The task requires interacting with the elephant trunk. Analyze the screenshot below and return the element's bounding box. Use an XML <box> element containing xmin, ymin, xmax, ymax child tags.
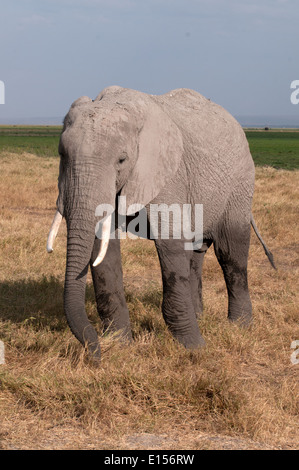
<box><xmin>63</xmin><ymin>177</ymin><xmax>115</xmax><ymax>363</ymax></box>
<box><xmin>64</xmin><ymin>213</ymin><xmax>101</xmax><ymax>362</ymax></box>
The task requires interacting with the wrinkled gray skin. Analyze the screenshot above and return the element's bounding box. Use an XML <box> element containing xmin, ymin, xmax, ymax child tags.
<box><xmin>55</xmin><ymin>86</ymin><xmax>271</xmax><ymax>363</ymax></box>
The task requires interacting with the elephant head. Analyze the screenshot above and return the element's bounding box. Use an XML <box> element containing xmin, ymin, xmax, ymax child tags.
<box><xmin>47</xmin><ymin>86</ymin><xmax>184</xmax><ymax>361</ymax></box>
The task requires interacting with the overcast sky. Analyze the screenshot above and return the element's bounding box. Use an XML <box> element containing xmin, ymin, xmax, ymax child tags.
<box><xmin>0</xmin><ymin>0</ymin><xmax>298</xmax><ymax>122</ymax></box>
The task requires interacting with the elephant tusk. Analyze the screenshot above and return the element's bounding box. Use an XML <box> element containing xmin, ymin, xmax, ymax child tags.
<box><xmin>47</xmin><ymin>210</ymin><xmax>63</xmax><ymax>253</ymax></box>
<box><xmin>93</xmin><ymin>214</ymin><xmax>112</xmax><ymax>267</ymax></box>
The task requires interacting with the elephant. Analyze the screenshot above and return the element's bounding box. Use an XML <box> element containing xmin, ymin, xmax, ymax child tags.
<box><xmin>47</xmin><ymin>86</ymin><xmax>275</xmax><ymax>363</ymax></box>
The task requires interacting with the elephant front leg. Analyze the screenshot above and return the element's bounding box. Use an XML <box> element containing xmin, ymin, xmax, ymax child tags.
<box><xmin>90</xmin><ymin>237</ymin><xmax>132</xmax><ymax>341</ymax></box>
<box><xmin>154</xmin><ymin>239</ymin><xmax>205</xmax><ymax>349</ymax></box>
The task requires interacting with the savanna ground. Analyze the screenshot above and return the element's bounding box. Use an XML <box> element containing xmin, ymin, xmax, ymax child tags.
<box><xmin>0</xmin><ymin>127</ymin><xmax>298</xmax><ymax>450</ymax></box>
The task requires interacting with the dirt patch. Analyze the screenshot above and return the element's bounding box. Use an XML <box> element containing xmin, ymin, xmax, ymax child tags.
<box><xmin>0</xmin><ymin>425</ymin><xmax>284</xmax><ymax>450</ymax></box>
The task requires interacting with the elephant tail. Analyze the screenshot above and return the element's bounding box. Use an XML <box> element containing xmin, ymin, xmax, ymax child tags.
<box><xmin>250</xmin><ymin>214</ymin><xmax>276</xmax><ymax>269</ymax></box>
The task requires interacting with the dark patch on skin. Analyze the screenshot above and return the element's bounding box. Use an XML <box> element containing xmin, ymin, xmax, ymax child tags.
<box><xmin>217</xmin><ymin>250</ymin><xmax>249</xmax><ymax>291</ymax></box>
<box><xmin>75</xmin><ymin>264</ymin><xmax>89</xmax><ymax>281</ymax></box>
<box><xmin>165</xmin><ymin>271</ymin><xmax>177</xmax><ymax>290</ymax></box>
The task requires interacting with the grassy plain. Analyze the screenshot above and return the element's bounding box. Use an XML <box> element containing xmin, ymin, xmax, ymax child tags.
<box><xmin>0</xmin><ymin>127</ymin><xmax>298</xmax><ymax>449</ymax></box>
<box><xmin>0</xmin><ymin>126</ymin><xmax>61</xmax><ymax>157</ymax></box>
<box><xmin>1</xmin><ymin>125</ymin><xmax>299</xmax><ymax>168</ymax></box>
<box><xmin>245</xmin><ymin>129</ymin><xmax>299</xmax><ymax>170</ymax></box>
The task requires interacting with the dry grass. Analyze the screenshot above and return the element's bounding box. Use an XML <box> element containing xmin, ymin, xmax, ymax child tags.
<box><xmin>0</xmin><ymin>152</ymin><xmax>298</xmax><ymax>450</ymax></box>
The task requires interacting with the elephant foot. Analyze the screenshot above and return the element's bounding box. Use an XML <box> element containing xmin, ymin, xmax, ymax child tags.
<box><xmin>228</xmin><ymin>296</ymin><xmax>252</xmax><ymax>327</ymax></box>
<box><xmin>172</xmin><ymin>328</ymin><xmax>206</xmax><ymax>349</ymax></box>
<box><xmin>102</xmin><ymin>322</ymin><xmax>133</xmax><ymax>343</ymax></box>
<box><xmin>228</xmin><ymin>312</ymin><xmax>253</xmax><ymax>328</ymax></box>
<box><xmin>195</xmin><ymin>305</ymin><xmax>203</xmax><ymax>320</ymax></box>
<box><xmin>84</xmin><ymin>342</ymin><xmax>102</xmax><ymax>365</ymax></box>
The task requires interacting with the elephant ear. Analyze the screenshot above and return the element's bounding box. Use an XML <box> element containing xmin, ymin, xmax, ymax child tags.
<box><xmin>120</xmin><ymin>103</ymin><xmax>184</xmax><ymax>215</ymax></box>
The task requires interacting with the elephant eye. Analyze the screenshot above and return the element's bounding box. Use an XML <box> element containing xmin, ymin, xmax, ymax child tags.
<box><xmin>118</xmin><ymin>154</ymin><xmax>127</xmax><ymax>164</ymax></box>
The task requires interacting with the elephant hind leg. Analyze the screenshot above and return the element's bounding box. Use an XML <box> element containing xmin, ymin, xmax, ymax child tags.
<box><xmin>190</xmin><ymin>241</ymin><xmax>212</xmax><ymax>318</ymax></box>
<box><xmin>213</xmin><ymin>209</ymin><xmax>252</xmax><ymax>326</ymax></box>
